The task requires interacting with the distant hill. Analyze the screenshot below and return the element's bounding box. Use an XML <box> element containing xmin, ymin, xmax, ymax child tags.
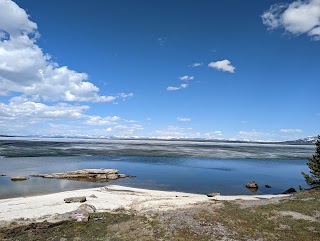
<box><xmin>282</xmin><ymin>136</ymin><xmax>318</xmax><ymax>145</ymax></box>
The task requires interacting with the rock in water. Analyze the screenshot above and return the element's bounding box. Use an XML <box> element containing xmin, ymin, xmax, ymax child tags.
<box><xmin>78</xmin><ymin>204</ymin><xmax>96</xmax><ymax>213</ymax></box>
<box><xmin>282</xmin><ymin>188</ymin><xmax>296</xmax><ymax>194</ymax></box>
<box><xmin>31</xmin><ymin>169</ymin><xmax>129</xmax><ymax>182</ymax></box>
<box><xmin>11</xmin><ymin>176</ymin><xmax>29</xmax><ymax>181</ymax></box>
<box><xmin>206</xmin><ymin>192</ymin><xmax>221</xmax><ymax>197</ymax></box>
<box><xmin>265</xmin><ymin>184</ymin><xmax>271</xmax><ymax>188</ymax></box>
<box><xmin>64</xmin><ymin>196</ymin><xmax>86</xmax><ymax>203</ymax></box>
<box><xmin>246</xmin><ymin>181</ymin><xmax>258</xmax><ymax>189</ymax></box>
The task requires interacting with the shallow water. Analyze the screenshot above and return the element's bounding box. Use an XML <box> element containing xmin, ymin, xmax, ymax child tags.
<box><xmin>0</xmin><ymin>138</ymin><xmax>315</xmax><ymax>198</ymax></box>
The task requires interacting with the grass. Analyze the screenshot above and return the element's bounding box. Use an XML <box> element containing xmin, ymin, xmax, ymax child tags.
<box><xmin>196</xmin><ymin>188</ymin><xmax>320</xmax><ymax>241</ymax></box>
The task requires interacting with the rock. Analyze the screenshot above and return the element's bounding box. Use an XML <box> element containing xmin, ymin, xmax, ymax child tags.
<box><xmin>282</xmin><ymin>188</ymin><xmax>296</xmax><ymax>194</ymax></box>
<box><xmin>32</xmin><ymin>169</ymin><xmax>128</xmax><ymax>182</ymax></box>
<box><xmin>89</xmin><ymin>194</ymin><xmax>98</xmax><ymax>198</ymax></box>
<box><xmin>96</xmin><ymin>174</ymin><xmax>107</xmax><ymax>179</ymax></box>
<box><xmin>265</xmin><ymin>184</ymin><xmax>271</xmax><ymax>188</ymax></box>
<box><xmin>246</xmin><ymin>181</ymin><xmax>258</xmax><ymax>189</ymax></box>
<box><xmin>77</xmin><ymin>204</ymin><xmax>96</xmax><ymax>213</ymax></box>
<box><xmin>206</xmin><ymin>192</ymin><xmax>221</xmax><ymax>197</ymax></box>
<box><xmin>0</xmin><ymin>174</ymin><xmax>6</xmax><ymax>176</ymax></box>
<box><xmin>11</xmin><ymin>176</ymin><xmax>29</xmax><ymax>181</ymax></box>
<box><xmin>64</xmin><ymin>196</ymin><xmax>86</xmax><ymax>203</ymax></box>
<box><xmin>107</xmin><ymin>174</ymin><xmax>119</xmax><ymax>180</ymax></box>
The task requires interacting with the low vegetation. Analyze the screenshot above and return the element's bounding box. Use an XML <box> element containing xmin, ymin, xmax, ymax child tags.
<box><xmin>0</xmin><ymin>188</ymin><xmax>319</xmax><ymax>241</ymax></box>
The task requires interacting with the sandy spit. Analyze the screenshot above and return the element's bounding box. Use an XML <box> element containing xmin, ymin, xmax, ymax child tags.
<box><xmin>0</xmin><ymin>185</ymin><xmax>290</xmax><ymax>222</ymax></box>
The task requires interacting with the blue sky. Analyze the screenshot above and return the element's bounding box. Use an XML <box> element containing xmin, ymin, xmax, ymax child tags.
<box><xmin>0</xmin><ymin>0</ymin><xmax>319</xmax><ymax>141</ymax></box>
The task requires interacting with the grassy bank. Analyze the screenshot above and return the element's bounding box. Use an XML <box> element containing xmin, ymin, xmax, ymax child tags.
<box><xmin>0</xmin><ymin>189</ymin><xmax>319</xmax><ymax>241</ymax></box>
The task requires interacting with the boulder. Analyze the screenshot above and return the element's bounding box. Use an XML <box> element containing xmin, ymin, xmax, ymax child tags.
<box><xmin>77</xmin><ymin>204</ymin><xmax>96</xmax><ymax>213</ymax></box>
<box><xmin>246</xmin><ymin>181</ymin><xmax>258</xmax><ymax>189</ymax></box>
<box><xmin>89</xmin><ymin>194</ymin><xmax>98</xmax><ymax>198</ymax></box>
<box><xmin>282</xmin><ymin>188</ymin><xmax>296</xmax><ymax>194</ymax></box>
<box><xmin>64</xmin><ymin>196</ymin><xmax>86</xmax><ymax>203</ymax></box>
<box><xmin>265</xmin><ymin>184</ymin><xmax>271</xmax><ymax>188</ymax></box>
<box><xmin>118</xmin><ymin>174</ymin><xmax>127</xmax><ymax>178</ymax></box>
<box><xmin>11</xmin><ymin>176</ymin><xmax>29</xmax><ymax>181</ymax></box>
<box><xmin>206</xmin><ymin>192</ymin><xmax>221</xmax><ymax>197</ymax></box>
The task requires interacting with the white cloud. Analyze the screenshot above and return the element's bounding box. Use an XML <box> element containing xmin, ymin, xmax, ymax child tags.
<box><xmin>153</xmin><ymin>126</ymin><xmax>199</xmax><ymax>139</ymax></box>
<box><xmin>280</xmin><ymin>129</ymin><xmax>303</xmax><ymax>133</ymax></box>
<box><xmin>0</xmin><ymin>0</ymin><xmax>37</xmax><ymax>37</ymax></box>
<box><xmin>177</xmin><ymin>117</ymin><xmax>191</xmax><ymax>122</ymax></box>
<box><xmin>179</xmin><ymin>75</ymin><xmax>194</xmax><ymax>81</ymax></box>
<box><xmin>208</xmin><ymin>59</ymin><xmax>235</xmax><ymax>73</ymax></box>
<box><xmin>105</xmin><ymin>124</ymin><xmax>143</xmax><ymax>136</ymax></box>
<box><xmin>0</xmin><ymin>97</ymin><xmax>88</xmax><ymax>122</ymax></box>
<box><xmin>119</xmin><ymin>93</ymin><xmax>134</xmax><ymax>99</ymax></box>
<box><xmin>167</xmin><ymin>83</ymin><xmax>188</xmax><ymax>91</ymax></box>
<box><xmin>0</xmin><ymin>97</ymin><xmax>142</xmax><ymax>137</ymax></box>
<box><xmin>0</xmin><ymin>0</ymin><xmax>123</xmax><ymax>102</ymax></box>
<box><xmin>84</xmin><ymin>116</ymin><xmax>120</xmax><ymax>126</ymax></box>
<box><xmin>152</xmin><ymin>126</ymin><xmax>222</xmax><ymax>139</ymax></box>
<box><xmin>191</xmin><ymin>63</ymin><xmax>202</xmax><ymax>67</ymax></box>
<box><xmin>262</xmin><ymin>0</ymin><xmax>320</xmax><ymax>40</ymax></box>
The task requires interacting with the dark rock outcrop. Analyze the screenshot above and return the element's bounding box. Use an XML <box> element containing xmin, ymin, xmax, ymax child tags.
<box><xmin>206</xmin><ymin>192</ymin><xmax>220</xmax><ymax>197</ymax></box>
<box><xmin>282</xmin><ymin>188</ymin><xmax>297</xmax><ymax>194</ymax></box>
<box><xmin>265</xmin><ymin>184</ymin><xmax>271</xmax><ymax>188</ymax></box>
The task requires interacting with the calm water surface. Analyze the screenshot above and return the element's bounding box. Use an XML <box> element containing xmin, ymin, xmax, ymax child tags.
<box><xmin>0</xmin><ymin>138</ymin><xmax>314</xmax><ymax>198</ymax></box>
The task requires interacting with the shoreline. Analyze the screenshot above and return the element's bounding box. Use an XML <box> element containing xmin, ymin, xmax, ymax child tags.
<box><xmin>0</xmin><ymin>185</ymin><xmax>291</xmax><ymax>223</ymax></box>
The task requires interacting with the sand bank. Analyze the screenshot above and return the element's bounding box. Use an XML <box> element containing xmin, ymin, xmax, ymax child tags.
<box><xmin>0</xmin><ymin>185</ymin><xmax>290</xmax><ymax>222</ymax></box>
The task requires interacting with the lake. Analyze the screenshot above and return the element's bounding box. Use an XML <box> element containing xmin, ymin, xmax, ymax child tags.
<box><xmin>0</xmin><ymin>138</ymin><xmax>315</xmax><ymax>199</ymax></box>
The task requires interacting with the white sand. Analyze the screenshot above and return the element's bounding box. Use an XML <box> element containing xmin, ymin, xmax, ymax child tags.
<box><xmin>0</xmin><ymin>185</ymin><xmax>290</xmax><ymax>222</ymax></box>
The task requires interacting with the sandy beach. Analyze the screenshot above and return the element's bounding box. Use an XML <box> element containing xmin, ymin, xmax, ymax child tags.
<box><xmin>0</xmin><ymin>185</ymin><xmax>290</xmax><ymax>223</ymax></box>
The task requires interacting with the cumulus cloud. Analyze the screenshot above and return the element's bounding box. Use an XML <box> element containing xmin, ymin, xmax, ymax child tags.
<box><xmin>280</xmin><ymin>128</ymin><xmax>303</xmax><ymax>133</ymax></box>
<box><xmin>177</xmin><ymin>117</ymin><xmax>191</xmax><ymax>122</ymax></box>
<box><xmin>208</xmin><ymin>59</ymin><xmax>235</xmax><ymax>73</ymax></box>
<box><xmin>0</xmin><ymin>97</ymin><xmax>88</xmax><ymax>123</ymax></box>
<box><xmin>179</xmin><ymin>75</ymin><xmax>194</xmax><ymax>81</ymax></box>
<box><xmin>0</xmin><ymin>0</ymin><xmax>123</xmax><ymax>102</ymax></box>
<box><xmin>262</xmin><ymin>0</ymin><xmax>320</xmax><ymax>40</ymax></box>
<box><xmin>167</xmin><ymin>83</ymin><xmax>188</xmax><ymax>91</ymax></box>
